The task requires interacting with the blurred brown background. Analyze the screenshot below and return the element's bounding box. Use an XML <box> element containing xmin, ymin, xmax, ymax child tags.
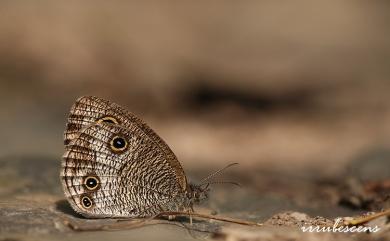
<box><xmin>1</xmin><ymin>2</ymin><xmax>390</xmax><ymax>240</ymax></box>
<box><xmin>1</xmin><ymin>1</ymin><xmax>390</xmax><ymax>177</ymax></box>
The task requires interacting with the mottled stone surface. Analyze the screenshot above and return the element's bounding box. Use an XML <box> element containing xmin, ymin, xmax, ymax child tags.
<box><xmin>0</xmin><ymin>156</ymin><xmax>388</xmax><ymax>241</ymax></box>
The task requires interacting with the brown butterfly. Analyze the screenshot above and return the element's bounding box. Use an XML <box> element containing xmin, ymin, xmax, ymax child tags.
<box><xmin>61</xmin><ymin>96</ymin><xmax>237</xmax><ymax>218</ymax></box>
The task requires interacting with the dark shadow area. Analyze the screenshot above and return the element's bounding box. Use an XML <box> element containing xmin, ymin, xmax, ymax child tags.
<box><xmin>55</xmin><ymin>199</ymin><xmax>85</xmax><ymax>219</ymax></box>
<box><xmin>183</xmin><ymin>81</ymin><xmax>324</xmax><ymax>113</ymax></box>
<box><xmin>337</xmin><ymin>148</ymin><xmax>390</xmax><ymax>211</ymax></box>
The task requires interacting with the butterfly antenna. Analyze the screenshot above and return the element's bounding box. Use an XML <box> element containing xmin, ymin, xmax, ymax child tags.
<box><xmin>198</xmin><ymin>162</ymin><xmax>239</xmax><ymax>185</ymax></box>
<box><xmin>201</xmin><ymin>180</ymin><xmax>241</xmax><ymax>188</ymax></box>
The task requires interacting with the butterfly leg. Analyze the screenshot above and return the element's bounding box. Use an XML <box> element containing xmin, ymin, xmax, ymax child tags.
<box><xmin>189</xmin><ymin>205</ymin><xmax>195</xmax><ymax>225</ymax></box>
<box><xmin>188</xmin><ymin>210</ymin><xmax>192</xmax><ymax>225</ymax></box>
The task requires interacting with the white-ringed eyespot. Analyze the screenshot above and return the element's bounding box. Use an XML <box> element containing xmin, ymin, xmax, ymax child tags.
<box><xmin>110</xmin><ymin>136</ymin><xmax>128</xmax><ymax>153</ymax></box>
<box><xmin>80</xmin><ymin>195</ymin><xmax>94</xmax><ymax>209</ymax></box>
<box><xmin>83</xmin><ymin>176</ymin><xmax>100</xmax><ymax>191</ymax></box>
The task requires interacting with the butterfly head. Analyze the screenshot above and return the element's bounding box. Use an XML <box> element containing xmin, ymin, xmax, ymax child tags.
<box><xmin>185</xmin><ymin>163</ymin><xmax>240</xmax><ymax>206</ymax></box>
<box><xmin>187</xmin><ymin>184</ymin><xmax>210</xmax><ymax>203</ymax></box>
<box><xmin>186</xmin><ymin>183</ymin><xmax>210</xmax><ymax>205</ymax></box>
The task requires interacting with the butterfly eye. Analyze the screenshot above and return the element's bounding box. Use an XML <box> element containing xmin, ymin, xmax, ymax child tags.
<box><xmin>97</xmin><ymin>116</ymin><xmax>119</xmax><ymax>125</ymax></box>
<box><xmin>110</xmin><ymin>136</ymin><xmax>128</xmax><ymax>153</ymax></box>
<box><xmin>80</xmin><ymin>195</ymin><xmax>94</xmax><ymax>209</ymax></box>
<box><xmin>83</xmin><ymin>176</ymin><xmax>100</xmax><ymax>191</ymax></box>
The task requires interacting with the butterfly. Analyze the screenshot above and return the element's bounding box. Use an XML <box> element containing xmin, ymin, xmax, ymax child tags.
<box><xmin>61</xmin><ymin>96</ymin><xmax>236</xmax><ymax>218</ymax></box>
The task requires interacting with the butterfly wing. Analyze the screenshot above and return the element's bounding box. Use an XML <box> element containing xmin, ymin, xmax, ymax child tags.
<box><xmin>61</xmin><ymin>122</ymin><xmax>184</xmax><ymax>218</ymax></box>
<box><xmin>64</xmin><ymin>96</ymin><xmax>187</xmax><ymax>192</ymax></box>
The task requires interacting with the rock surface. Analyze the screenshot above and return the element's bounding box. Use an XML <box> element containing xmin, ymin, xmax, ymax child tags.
<box><xmin>0</xmin><ymin>156</ymin><xmax>388</xmax><ymax>241</ymax></box>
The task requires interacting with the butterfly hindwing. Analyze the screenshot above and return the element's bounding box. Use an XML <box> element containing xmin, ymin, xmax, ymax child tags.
<box><xmin>61</xmin><ymin>122</ymin><xmax>183</xmax><ymax>217</ymax></box>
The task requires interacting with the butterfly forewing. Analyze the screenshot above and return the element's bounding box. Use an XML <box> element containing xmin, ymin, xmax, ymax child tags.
<box><xmin>64</xmin><ymin>96</ymin><xmax>187</xmax><ymax>192</ymax></box>
<box><xmin>61</xmin><ymin>96</ymin><xmax>188</xmax><ymax>218</ymax></box>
